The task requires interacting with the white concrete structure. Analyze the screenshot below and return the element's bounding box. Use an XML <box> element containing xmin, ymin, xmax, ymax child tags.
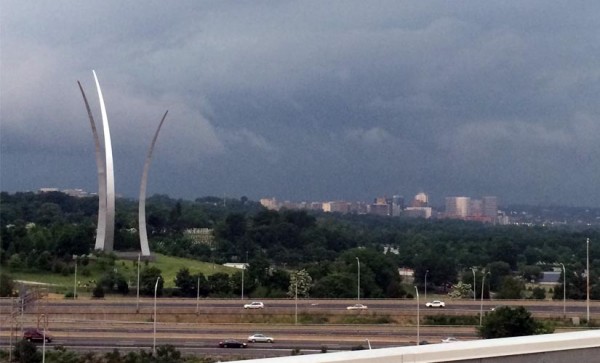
<box><xmin>78</xmin><ymin>71</ymin><xmax>115</xmax><ymax>253</ymax></box>
<box><xmin>138</xmin><ymin>111</ymin><xmax>168</xmax><ymax>256</ymax></box>
<box><xmin>231</xmin><ymin>330</ymin><xmax>600</xmax><ymax>363</ymax></box>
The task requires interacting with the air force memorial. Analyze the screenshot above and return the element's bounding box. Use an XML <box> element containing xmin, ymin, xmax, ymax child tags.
<box><xmin>78</xmin><ymin>71</ymin><xmax>168</xmax><ymax>257</ymax></box>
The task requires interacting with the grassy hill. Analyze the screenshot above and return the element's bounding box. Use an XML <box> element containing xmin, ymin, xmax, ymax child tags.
<box><xmin>7</xmin><ymin>253</ymin><xmax>236</xmax><ymax>295</ymax></box>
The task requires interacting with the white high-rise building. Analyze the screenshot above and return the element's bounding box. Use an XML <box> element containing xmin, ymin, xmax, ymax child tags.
<box><xmin>446</xmin><ymin>197</ymin><xmax>471</xmax><ymax>218</ymax></box>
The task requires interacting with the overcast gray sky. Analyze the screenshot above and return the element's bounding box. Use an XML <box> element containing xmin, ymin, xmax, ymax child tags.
<box><xmin>2</xmin><ymin>1</ymin><xmax>599</xmax><ymax>207</ymax></box>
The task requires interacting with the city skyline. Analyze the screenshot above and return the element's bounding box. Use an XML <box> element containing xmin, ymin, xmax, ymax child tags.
<box><xmin>2</xmin><ymin>2</ymin><xmax>600</xmax><ymax>207</ymax></box>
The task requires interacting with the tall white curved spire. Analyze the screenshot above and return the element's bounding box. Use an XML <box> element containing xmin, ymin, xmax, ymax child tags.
<box><xmin>92</xmin><ymin>70</ymin><xmax>115</xmax><ymax>252</ymax></box>
<box><xmin>138</xmin><ymin>111</ymin><xmax>169</xmax><ymax>256</ymax></box>
<box><xmin>77</xmin><ymin>81</ymin><xmax>107</xmax><ymax>250</ymax></box>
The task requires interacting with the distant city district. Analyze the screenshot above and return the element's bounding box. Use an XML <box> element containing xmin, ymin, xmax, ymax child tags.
<box><xmin>260</xmin><ymin>193</ymin><xmax>503</xmax><ymax>224</ymax></box>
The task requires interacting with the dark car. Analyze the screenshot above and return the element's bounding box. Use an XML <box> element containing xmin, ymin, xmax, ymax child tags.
<box><xmin>23</xmin><ymin>328</ymin><xmax>52</xmax><ymax>343</ymax></box>
<box><xmin>219</xmin><ymin>339</ymin><xmax>247</xmax><ymax>348</ymax></box>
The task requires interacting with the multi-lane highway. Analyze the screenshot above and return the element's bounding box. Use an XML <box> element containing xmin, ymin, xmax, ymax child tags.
<box><xmin>0</xmin><ymin>298</ymin><xmax>597</xmax><ymax>359</ymax></box>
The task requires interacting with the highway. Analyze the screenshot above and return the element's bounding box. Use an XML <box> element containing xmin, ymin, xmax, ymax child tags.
<box><xmin>0</xmin><ymin>298</ymin><xmax>597</xmax><ymax>359</ymax></box>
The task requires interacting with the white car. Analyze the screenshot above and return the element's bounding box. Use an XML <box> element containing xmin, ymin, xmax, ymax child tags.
<box><xmin>425</xmin><ymin>300</ymin><xmax>445</xmax><ymax>308</ymax></box>
<box><xmin>441</xmin><ymin>337</ymin><xmax>458</xmax><ymax>343</ymax></box>
<box><xmin>243</xmin><ymin>301</ymin><xmax>264</xmax><ymax>309</ymax></box>
<box><xmin>346</xmin><ymin>303</ymin><xmax>368</xmax><ymax>310</ymax></box>
<box><xmin>247</xmin><ymin>333</ymin><xmax>274</xmax><ymax>343</ymax></box>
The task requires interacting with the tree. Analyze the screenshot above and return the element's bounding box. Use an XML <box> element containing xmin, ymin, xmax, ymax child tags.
<box><xmin>13</xmin><ymin>339</ymin><xmax>41</xmax><ymax>363</ymax></box>
<box><xmin>288</xmin><ymin>269</ymin><xmax>313</xmax><ymax>298</ymax></box>
<box><xmin>140</xmin><ymin>266</ymin><xmax>163</xmax><ymax>296</ymax></box>
<box><xmin>496</xmin><ymin>276</ymin><xmax>524</xmax><ymax>299</ymax></box>
<box><xmin>0</xmin><ymin>272</ymin><xmax>15</xmax><ymax>297</ymax></box>
<box><xmin>174</xmin><ymin>268</ymin><xmax>196</xmax><ymax>297</ymax></box>
<box><xmin>208</xmin><ymin>272</ymin><xmax>231</xmax><ymax>297</ymax></box>
<box><xmin>478</xmin><ymin>306</ymin><xmax>553</xmax><ymax>339</ymax></box>
<box><xmin>448</xmin><ymin>281</ymin><xmax>473</xmax><ymax>299</ymax></box>
<box><xmin>311</xmin><ymin>273</ymin><xmax>355</xmax><ymax>298</ymax></box>
<box><xmin>531</xmin><ymin>287</ymin><xmax>546</xmax><ymax>300</ymax></box>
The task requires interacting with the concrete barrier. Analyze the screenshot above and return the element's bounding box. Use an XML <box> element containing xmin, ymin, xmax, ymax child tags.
<box><xmin>232</xmin><ymin>330</ymin><xmax>600</xmax><ymax>363</ymax></box>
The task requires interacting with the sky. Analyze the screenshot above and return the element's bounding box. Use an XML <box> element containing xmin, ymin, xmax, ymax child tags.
<box><xmin>1</xmin><ymin>1</ymin><xmax>600</xmax><ymax>207</ymax></box>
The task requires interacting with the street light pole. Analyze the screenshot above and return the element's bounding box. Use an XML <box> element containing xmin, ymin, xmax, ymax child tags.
<box><xmin>73</xmin><ymin>257</ymin><xmax>78</xmax><ymax>300</ymax></box>
<box><xmin>586</xmin><ymin>238</ymin><xmax>590</xmax><ymax>323</ymax></box>
<box><xmin>295</xmin><ymin>280</ymin><xmax>298</xmax><ymax>325</ymax></box>
<box><xmin>196</xmin><ymin>276</ymin><xmax>200</xmax><ymax>314</ymax></box>
<box><xmin>424</xmin><ymin>270</ymin><xmax>429</xmax><ymax>301</ymax></box>
<box><xmin>241</xmin><ymin>251</ymin><xmax>247</xmax><ymax>300</ymax></box>
<box><xmin>136</xmin><ymin>254</ymin><xmax>140</xmax><ymax>313</ymax></box>
<box><xmin>471</xmin><ymin>268</ymin><xmax>476</xmax><ymax>301</ymax></box>
<box><xmin>415</xmin><ymin>286</ymin><xmax>419</xmax><ymax>345</ymax></box>
<box><xmin>153</xmin><ymin>276</ymin><xmax>160</xmax><ymax>355</ymax></box>
<box><xmin>560</xmin><ymin>263</ymin><xmax>566</xmax><ymax>318</ymax></box>
<box><xmin>241</xmin><ymin>264</ymin><xmax>244</xmax><ymax>300</ymax></box>
<box><xmin>356</xmin><ymin>257</ymin><xmax>360</xmax><ymax>301</ymax></box>
<box><xmin>480</xmin><ymin>271</ymin><xmax>489</xmax><ymax>326</ymax></box>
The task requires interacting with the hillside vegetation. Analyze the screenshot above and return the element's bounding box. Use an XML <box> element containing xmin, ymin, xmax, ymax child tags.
<box><xmin>1</xmin><ymin>191</ymin><xmax>599</xmax><ymax>300</ymax></box>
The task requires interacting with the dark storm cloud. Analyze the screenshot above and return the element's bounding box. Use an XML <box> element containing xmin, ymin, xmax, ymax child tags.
<box><xmin>1</xmin><ymin>1</ymin><xmax>599</xmax><ymax>206</ymax></box>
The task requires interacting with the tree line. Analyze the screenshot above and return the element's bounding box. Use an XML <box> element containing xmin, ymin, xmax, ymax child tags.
<box><xmin>1</xmin><ymin>191</ymin><xmax>599</xmax><ymax>300</ymax></box>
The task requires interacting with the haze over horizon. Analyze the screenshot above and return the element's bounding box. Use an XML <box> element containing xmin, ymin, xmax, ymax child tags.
<box><xmin>2</xmin><ymin>2</ymin><xmax>599</xmax><ymax>207</ymax></box>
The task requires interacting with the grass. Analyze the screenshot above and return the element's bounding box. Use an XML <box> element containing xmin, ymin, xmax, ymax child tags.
<box><xmin>7</xmin><ymin>253</ymin><xmax>236</xmax><ymax>292</ymax></box>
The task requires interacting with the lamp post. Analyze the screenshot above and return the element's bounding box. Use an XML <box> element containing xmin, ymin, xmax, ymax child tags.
<box><xmin>356</xmin><ymin>257</ymin><xmax>360</xmax><ymax>301</ymax></box>
<box><xmin>153</xmin><ymin>276</ymin><xmax>160</xmax><ymax>355</ymax></box>
<box><xmin>295</xmin><ymin>280</ymin><xmax>298</xmax><ymax>325</ymax></box>
<box><xmin>196</xmin><ymin>276</ymin><xmax>200</xmax><ymax>314</ymax></box>
<box><xmin>586</xmin><ymin>238</ymin><xmax>590</xmax><ymax>323</ymax></box>
<box><xmin>415</xmin><ymin>286</ymin><xmax>420</xmax><ymax>345</ymax></box>
<box><xmin>73</xmin><ymin>256</ymin><xmax>78</xmax><ymax>300</ymax></box>
<box><xmin>136</xmin><ymin>254</ymin><xmax>141</xmax><ymax>313</ymax></box>
<box><xmin>471</xmin><ymin>268</ymin><xmax>476</xmax><ymax>301</ymax></box>
<box><xmin>241</xmin><ymin>251</ymin><xmax>247</xmax><ymax>300</ymax></box>
<box><xmin>480</xmin><ymin>271</ymin><xmax>489</xmax><ymax>326</ymax></box>
<box><xmin>560</xmin><ymin>263</ymin><xmax>566</xmax><ymax>318</ymax></box>
<box><xmin>424</xmin><ymin>270</ymin><xmax>429</xmax><ymax>301</ymax></box>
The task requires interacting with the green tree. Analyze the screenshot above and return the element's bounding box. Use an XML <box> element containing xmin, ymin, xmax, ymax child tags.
<box><xmin>531</xmin><ymin>287</ymin><xmax>546</xmax><ymax>300</ymax></box>
<box><xmin>13</xmin><ymin>339</ymin><xmax>41</xmax><ymax>363</ymax></box>
<box><xmin>496</xmin><ymin>276</ymin><xmax>524</xmax><ymax>299</ymax></box>
<box><xmin>520</xmin><ymin>265</ymin><xmax>543</xmax><ymax>283</ymax></box>
<box><xmin>288</xmin><ymin>269</ymin><xmax>313</xmax><ymax>298</ymax></box>
<box><xmin>478</xmin><ymin>306</ymin><xmax>553</xmax><ymax>339</ymax></box>
<box><xmin>311</xmin><ymin>273</ymin><xmax>355</xmax><ymax>298</ymax></box>
<box><xmin>174</xmin><ymin>267</ymin><xmax>196</xmax><ymax>297</ymax></box>
<box><xmin>155</xmin><ymin>344</ymin><xmax>182</xmax><ymax>362</ymax></box>
<box><xmin>140</xmin><ymin>266</ymin><xmax>163</xmax><ymax>296</ymax></box>
<box><xmin>208</xmin><ymin>272</ymin><xmax>231</xmax><ymax>296</ymax></box>
<box><xmin>0</xmin><ymin>272</ymin><xmax>15</xmax><ymax>297</ymax></box>
<box><xmin>448</xmin><ymin>281</ymin><xmax>473</xmax><ymax>299</ymax></box>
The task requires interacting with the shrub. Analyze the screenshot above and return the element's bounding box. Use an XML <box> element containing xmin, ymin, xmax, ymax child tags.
<box><xmin>92</xmin><ymin>285</ymin><xmax>105</xmax><ymax>298</ymax></box>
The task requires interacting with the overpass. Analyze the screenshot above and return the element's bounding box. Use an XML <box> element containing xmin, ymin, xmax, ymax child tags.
<box><xmin>234</xmin><ymin>330</ymin><xmax>600</xmax><ymax>363</ymax></box>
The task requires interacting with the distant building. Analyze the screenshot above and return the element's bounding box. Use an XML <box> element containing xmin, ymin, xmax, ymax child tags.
<box><xmin>412</xmin><ymin>192</ymin><xmax>429</xmax><ymax>207</ymax></box>
<box><xmin>446</xmin><ymin>196</ymin><xmax>471</xmax><ymax>218</ymax></box>
<box><xmin>223</xmin><ymin>263</ymin><xmax>248</xmax><ymax>270</ymax></box>
<box><xmin>539</xmin><ymin>271</ymin><xmax>561</xmax><ymax>285</ymax></box>
<box><xmin>260</xmin><ymin>197</ymin><xmax>280</xmax><ymax>210</ymax></box>
<box><xmin>483</xmin><ymin>196</ymin><xmax>499</xmax><ymax>222</ymax></box>
<box><xmin>398</xmin><ymin>267</ymin><xmax>414</xmax><ymax>283</ymax></box>
<box><xmin>391</xmin><ymin>195</ymin><xmax>404</xmax><ymax>216</ymax></box>
<box><xmin>323</xmin><ymin>201</ymin><xmax>351</xmax><ymax>213</ymax></box>
<box><xmin>184</xmin><ymin>228</ymin><xmax>214</xmax><ymax>246</ymax></box>
<box><xmin>404</xmin><ymin>207</ymin><xmax>432</xmax><ymax>219</ymax></box>
<box><xmin>368</xmin><ymin>198</ymin><xmax>390</xmax><ymax>216</ymax></box>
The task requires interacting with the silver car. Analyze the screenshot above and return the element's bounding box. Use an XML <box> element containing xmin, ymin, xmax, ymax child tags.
<box><xmin>247</xmin><ymin>333</ymin><xmax>274</xmax><ymax>343</ymax></box>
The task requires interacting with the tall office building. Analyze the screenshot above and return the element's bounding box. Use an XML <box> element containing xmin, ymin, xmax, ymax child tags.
<box><xmin>445</xmin><ymin>196</ymin><xmax>471</xmax><ymax>218</ymax></box>
<box><xmin>392</xmin><ymin>195</ymin><xmax>404</xmax><ymax>216</ymax></box>
<box><xmin>482</xmin><ymin>196</ymin><xmax>498</xmax><ymax>223</ymax></box>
